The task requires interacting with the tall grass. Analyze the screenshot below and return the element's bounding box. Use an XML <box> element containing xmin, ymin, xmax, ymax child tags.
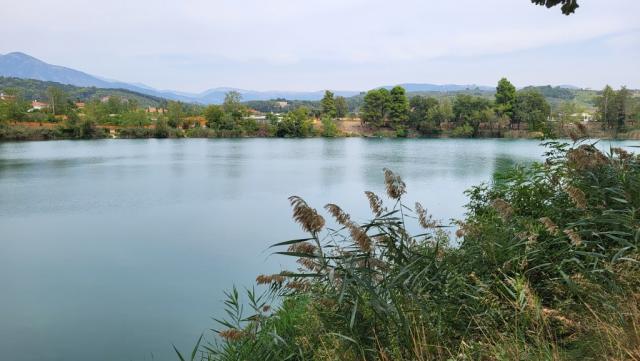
<box><xmin>185</xmin><ymin>138</ymin><xmax>639</xmax><ymax>360</ymax></box>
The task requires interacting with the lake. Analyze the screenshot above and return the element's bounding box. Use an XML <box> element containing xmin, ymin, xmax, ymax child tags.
<box><xmin>0</xmin><ymin>138</ymin><xmax>636</xmax><ymax>361</ymax></box>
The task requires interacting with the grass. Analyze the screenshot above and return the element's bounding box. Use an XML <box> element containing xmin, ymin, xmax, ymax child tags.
<box><xmin>179</xmin><ymin>136</ymin><xmax>640</xmax><ymax>360</ymax></box>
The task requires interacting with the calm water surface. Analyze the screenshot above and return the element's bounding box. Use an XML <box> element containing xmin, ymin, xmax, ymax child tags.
<box><xmin>0</xmin><ymin>138</ymin><xmax>636</xmax><ymax>361</ymax></box>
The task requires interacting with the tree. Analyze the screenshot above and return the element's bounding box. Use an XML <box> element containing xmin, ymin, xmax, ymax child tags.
<box><xmin>321</xmin><ymin>116</ymin><xmax>338</xmax><ymax>137</ymax></box>
<box><xmin>0</xmin><ymin>88</ymin><xmax>29</xmax><ymax>121</ymax></box>
<box><xmin>276</xmin><ymin>107</ymin><xmax>313</xmax><ymax>137</ymax></box>
<box><xmin>596</xmin><ymin>85</ymin><xmax>619</xmax><ymax>129</ymax></box>
<box><xmin>361</xmin><ymin>88</ymin><xmax>390</xmax><ymax>127</ymax></box>
<box><xmin>46</xmin><ymin>86</ymin><xmax>69</xmax><ymax>115</ymax></box>
<box><xmin>615</xmin><ymin>87</ymin><xmax>630</xmax><ymax>128</ymax></box>
<box><xmin>223</xmin><ymin>91</ymin><xmax>244</xmax><ymax>119</ymax></box>
<box><xmin>387</xmin><ymin>86</ymin><xmax>410</xmax><ymax>128</ymax></box>
<box><xmin>531</xmin><ymin>0</ymin><xmax>579</xmax><ymax>15</ymax></box>
<box><xmin>513</xmin><ymin>90</ymin><xmax>551</xmax><ymax>131</ymax></box>
<box><xmin>495</xmin><ymin>78</ymin><xmax>516</xmax><ymax>119</ymax></box>
<box><xmin>453</xmin><ymin>94</ymin><xmax>492</xmax><ymax>123</ymax></box>
<box><xmin>334</xmin><ymin>96</ymin><xmax>348</xmax><ymax>119</ymax></box>
<box><xmin>204</xmin><ymin>105</ymin><xmax>225</xmax><ymax>130</ymax></box>
<box><xmin>321</xmin><ymin>90</ymin><xmax>337</xmax><ymax>118</ymax></box>
<box><xmin>167</xmin><ymin>101</ymin><xmax>184</xmax><ymax>128</ymax></box>
<box><xmin>409</xmin><ymin>96</ymin><xmax>439</xmax><ymax>126</ymax></box>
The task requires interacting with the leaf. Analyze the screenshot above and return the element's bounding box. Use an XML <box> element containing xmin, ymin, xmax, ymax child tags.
<box><xmin>191</xmin><ymin>334</ymin><xmax>203</xmax><ymax>361</ymax></box>
<box><xmin>172</xmin><ymin>345</ymin><xmax>186</xmax><ymax>361</ymax></box>
<box><xmin>269</xmin><ymin>237</ymin><xmax>315</xmax><ymax>249</ymax></box>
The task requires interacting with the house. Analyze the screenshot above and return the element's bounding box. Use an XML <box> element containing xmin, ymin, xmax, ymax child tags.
<box><xmin>275</xmin><ymin>101</ymin><xmax>288</xmax><ymax>108</ymax></box>
<box><xmin>75</xmin><ymin>102</ymin><xmax>85</xmax><ymax>109</ymax></box>
<box><xmin>0</xmin><ymin>92</ymin><xmax>16</xmax><ymax>101</ymax></box>
<box><xmin>146</xmin><ymin>106</ymin><xmax>166</xmax><ymax>114</ymax></box>
<box><xmin>571</xmin><ymin>112</ymin><xmax>594</xmax><ymax>122</ymax></box>
<box><xmin>29</xmin><ymin>100</ymin><xmax>49</xmax><ymax>111</ymax></box>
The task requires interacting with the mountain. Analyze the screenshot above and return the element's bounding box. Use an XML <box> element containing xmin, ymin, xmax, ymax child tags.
<box><xmin>0</xmin><ymin>76</ymin><xmax>165</xmax><ymax>107</ymax></box>
<box><xmin>0</xmin><ymin>52</ymin><xmax>178</xmax><ymax>100</ymax></box>
<box><xmin>0</xmin><ymin>51</ymin><xmax>505</xmax><ymax>104</ymax></box>
<box><xmin>0</xmin><ymin>52</ymin><xmax>120</xmax><ymax>88</ymax></box>
<box><xmin>382</xmin><ymin>83</ymin><xmax>494</xmax><ymax>92</ymax></box>
<box><xmin>0</xmin><ymin>52</ymin><xmax>364</xmax><ymax>103</ymax></box>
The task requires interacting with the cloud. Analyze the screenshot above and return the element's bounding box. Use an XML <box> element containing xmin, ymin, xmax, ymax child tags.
<box><xmin>0</xmin><ymin>0</ymin><xmax>638</xmax><ymax>90</ymax></box>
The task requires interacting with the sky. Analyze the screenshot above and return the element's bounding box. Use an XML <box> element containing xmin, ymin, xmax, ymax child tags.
<box><xmin>1</xmin><ymin>0</ymin><xmax>639</xmax><ymax>92</ymax></box>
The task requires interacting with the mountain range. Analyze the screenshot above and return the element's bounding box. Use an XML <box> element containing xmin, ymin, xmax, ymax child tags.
<box><xmin>0</xmin><ymin>51</ymin><xmax>571</xmax><ymax>104</ymax></box>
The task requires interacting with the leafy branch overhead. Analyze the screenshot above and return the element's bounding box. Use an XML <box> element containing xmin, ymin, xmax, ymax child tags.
<box><xmin>531</xmin><ymin>0</ymin><xmax>579</xmax><ymax>15</ymax></box>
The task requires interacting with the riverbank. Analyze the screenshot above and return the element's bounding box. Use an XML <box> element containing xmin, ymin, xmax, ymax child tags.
<box><xmin>1</xmin><ymin>119</ymin><xmax>639</xmax><ymax>141</ymax></box>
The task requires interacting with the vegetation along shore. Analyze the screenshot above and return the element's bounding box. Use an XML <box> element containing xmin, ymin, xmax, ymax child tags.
<box><xmin>175</xmin><ymin>135</ymin><xmax>640</xmax><ymax>361</ymax></box>
<box><xmin>1</xmin><ymin>77</ymin><xmax>639</xmax><ymax>141</ymax></box>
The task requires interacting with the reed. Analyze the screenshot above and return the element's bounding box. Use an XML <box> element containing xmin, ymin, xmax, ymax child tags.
<box><xmin>182</xmin><ymin>139</ymin><xmax>640</xmax><ymax>361</ymax></box>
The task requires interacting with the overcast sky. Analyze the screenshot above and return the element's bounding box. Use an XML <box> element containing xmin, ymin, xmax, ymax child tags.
<box><xmin>1</xmin><ymin>0</ymin><xmax>638</xmax><ymax>92</ymax></box>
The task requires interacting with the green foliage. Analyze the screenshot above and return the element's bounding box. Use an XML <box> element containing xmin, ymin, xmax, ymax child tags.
<box><xmin>321</xmin><ymin>90</ymin><xmax>337</xmax><ymax>118</ymax></box>
<box><xmin>453</xmin><ymin>94</ymin><xmax>492</xmax><ymax>123</ymax></box>
<box><xmin>387</xmin><ymin>86</ymin><xmax>410</xmax><ymax>128</ymax></box>
<box><xmin>361</xmin><ymin>88</ymin><xmax>390</xmax><ymax>127</ymax></box>
<box><xmin>321</xmin><ymin>116</ymin><xmax>338</xmax><ymax>137</ymax></box>
<box><xmin>335</xmin><ymin>96</ymin><xmax>348</xmax><ymax>118</ymax></box>
<box><xmin>0</xmin><ymin>88</ymin><xmax>29</xmax><ymax>121</ymax></box>
<box><xmin>154</xmin><ymin>118</ymin><xmax>170</xmax><ymax>138</ymax></box>
<box><xmin>513</xmin><ymin>89</ymin><xmax>551</xmax><ymax>131</ymax></box>
<box><xmin>167</xmin><ymin>101</ymin><xmax>185</xmax><ymax>128</ymax></box>
<box><xmin>275</xmin><ymin>107</ymin><xmax>314</xmax><ymax>137</ymax></box>
<box><xmin>595</xmin><ymin>85</ymin><xmax>632</xmax><ymax>130</ymax></box>
<box><xmin>198</xmin><ymin>141</ymin><xmax>640</xmax><ymax>360</ymax></box>
<box><xmin>495</xmin><ymin>77</ymin><xmax>516</xmax><ymax>118</ymax></box>
<box><xmin>451</xmin><ymin>123</ymin><xmax>474</xmax><ymax>137</ymax></box>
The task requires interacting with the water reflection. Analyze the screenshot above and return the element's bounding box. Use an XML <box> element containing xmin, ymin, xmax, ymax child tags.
<box><xmin>0</xmin><ymin>138</ymin><xmax>637</xmax><ymax>361</ymax></box>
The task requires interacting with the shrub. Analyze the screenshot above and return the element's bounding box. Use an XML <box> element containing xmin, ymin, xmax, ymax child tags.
<box><xmin>451</xmin><ymin>123</ymin><xmax>474</xmax><ymax>137</ymax></box>
<box><xmin>189</xmin><ymin>140</ymin><xmax>639</xmax><ymax>361</ymax></box>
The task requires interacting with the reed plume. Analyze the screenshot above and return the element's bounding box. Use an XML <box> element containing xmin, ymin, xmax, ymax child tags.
<box><xmin>324</xmin><ymin>203</ymin><xmax>351</xmax><ymax>226</ymax></box>
<box><xmin>365</xmin><ymin>191</ymin><xmax>386</xmax><ymax>217</ymax></box>
<box><xmin>289</xmin><ymin>196</ymin><xmax>325</xmax><ymax>233</ymax></box>
<box><xmin>383</xmin><ymin>168</ymin><xmax>406</xmax><ymax>200</ymax></box>
<box><xmin>565</xmin><ymin>185</ymin><xmax>587</xmax><ymax>209</ymax></box>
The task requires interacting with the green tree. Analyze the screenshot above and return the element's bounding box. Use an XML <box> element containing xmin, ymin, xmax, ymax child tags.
<box><xmin>223</xmin><ymin>91</ymin><xmax>245</xmax><ymax>120</ymax></box>
<box><xmin>453</xmin><ymin>94</ymin><xmax>492</xmax><ymax>123</ymax></box>
<box><xmin>276</xmin><ymin>107</ymin><xmax>313</xmax><ymax>137</ymax></box>
<box><xmin>595</xmin><ymin>85</ymin><xmax>619</xmax><ymax>128</ymax></box>
<box><xmin>361</xmin><ymin>88</ymin><xmax>390</xmax><ymax>127</ymax></box>
<box><xmin>321</xmin><ymin>116</ymin><xmax>338</xmax><ymax>137</ymax></box>
<box><xmin>334</xmin><ymin>96</ymin><xmax>348</xmax><ymax>119</ymax></box>
<box><xmin>388</xmin><ymin>86</ymin><xmax>409</xmax><ymax>128</ymax></box>
<box><xmin>167</xmin><ymin>101</ymin><xmax>184</xmax><ymax>128</ymax></box>
<box><xmin>495</xmin><ymin>78</ymin><xmax>516</xmax><ymax>119</ymax></box>
<box><xmin>46</xmin><ymin>86</ymin><xmax>69</xmax><ymax>115</ymax></box>
<box><xmin>531</xmin><ymin>0</ymin><xmax>579</xmax><ymax>15</ymax></box>
<box><xmin>320</xmin><ymin>90</ymin><xmax>337</xmax><ymax>118</ymax></box>
<box><xmin>204</xmin><ymin>105</ymin><xmax>225</xmax><ymax>130</ymax></box>
<box><xmin>614</xmin><ymin>86</ymin><xmax>630</xmax><ymax>128</ymax></box>
<box><xmin>409</xmin><ymin>96</ymin><xmax>439</xmax><ymax>126</ymax></box>
<box><xmin>513</xmin><ymin>89</ymin><xmax>551</xmax><ymax>131</ymax></box>
<box><xmin>0</xmin><ymin>88</ymin><xmax>29</xmax><ymax>121</ymax></box>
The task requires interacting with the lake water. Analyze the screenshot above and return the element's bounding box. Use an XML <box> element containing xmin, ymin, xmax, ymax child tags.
<box><xmin>1</xmin><ymin>138</ymin><xmax>637</xmax><ymax>361</ymax></box>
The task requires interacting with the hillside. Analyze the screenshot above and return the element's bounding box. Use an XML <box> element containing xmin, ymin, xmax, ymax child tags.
<box><xmin>0</xmin><ymin>77</ymin><xmax>165</xmax><ymax>107</ymax></box>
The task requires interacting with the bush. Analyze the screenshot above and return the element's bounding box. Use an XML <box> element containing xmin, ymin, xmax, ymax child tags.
<box><xmin>451</xmin><ymin>123</ymin><xmax>474</xmax><ymax>137</ymax></box>
<box><xmin>189</xmin><ymin>140</ymin><xmax>640</xmax><ymax>361</ymax></box>
<box><xmin>118</xmin><ymin>127</ymin><xmax>155</xmax><ymax>139</ymax></box>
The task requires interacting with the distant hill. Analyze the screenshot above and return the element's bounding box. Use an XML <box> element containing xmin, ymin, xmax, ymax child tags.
<box><xmin>0</xmin><ymin>52</ymin><xmax>361</xmax><ymax>103</ymax></box>
<box><xmin>0</xmin><ymin>77</ymin><xmax>165</xmax><ymax>107</ymax></box>
<box><xmin>0</xmin><ymin>52</ymin><xmax>611</xmax><ymax>108</ymax></box>
<box><xmin>382</xmin><ymin>83</ymin><xmax>494</xmax><ymax>92</ymax></box>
